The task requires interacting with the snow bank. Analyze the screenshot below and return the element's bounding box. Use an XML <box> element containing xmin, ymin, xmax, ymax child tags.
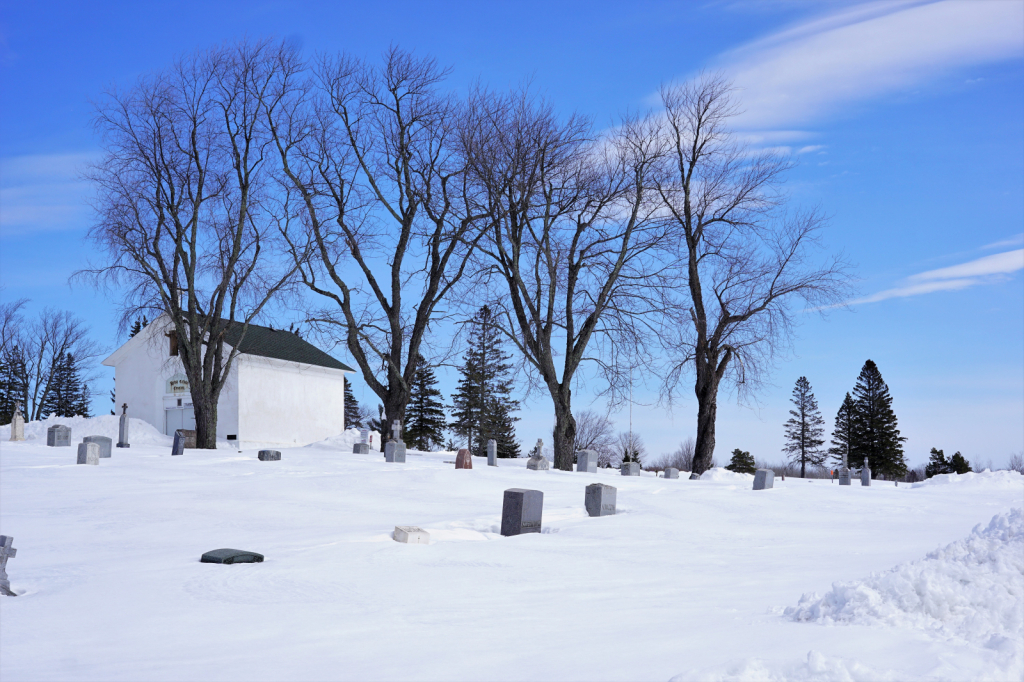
<box><xmin>912</xmin><ymin>469</ymin><xmax>1024</xmax><ymax>489</ymax></box>
<box><xmin>785</xmin><ymin>508</ymin><xmax>1024</xmax><ymax>675</ymax></box>
<box><xmin>700</xmin><ymin>467</ymin><xmax>754</xmax><ymax>483</ymax></box>
<box><xmin>0</xmin><ymin>414</ymin><xmax>170</xmax><ymax>446</ymax></box>
<box><xmin>304</xmin><ymin>427</ymin><xmax>381</xmax><ymax>452</ymax></box>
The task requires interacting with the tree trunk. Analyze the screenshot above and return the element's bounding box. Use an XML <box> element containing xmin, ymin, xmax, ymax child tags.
<box><xmin>551</xmin><ymin>391</ymin><xmax>577</xmax><ymax>471</ymax></box>
<box><xmin>192</xmin><ymin>387</ymin><xmax>218</xmax><ymax>449</ymax></box>
<box><xmin>693</xmin><ymin>370</ymin><xmax>719</xmax><ymax>476</ymax></box>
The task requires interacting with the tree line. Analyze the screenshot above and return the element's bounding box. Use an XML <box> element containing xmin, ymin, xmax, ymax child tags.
<box><xmin>80</xmin><ymin>40</ymin><xmax>849</xmax><ymax>467</ymax></box>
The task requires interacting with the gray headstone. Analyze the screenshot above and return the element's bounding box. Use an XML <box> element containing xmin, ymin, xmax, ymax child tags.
<box><xmin>171</xmin><ymin>430</ymin><xmax>187</xmax><ymax>456</ymax></box>
<box><xmin>200</xmin><ymin>548</ymin><xmax>264</xmax><ymax>564</ymax></box>
<box><xmin>487</xmin><ymin>439</ymin><xmax>497</xmax><ymax>467</ymax></box>
<box><xmin>9</xmin><ymin>404</ymin><xmax>24</xmax><ymax>442</ymax></box>
<box><xmin>861</xmin><ymin>458</ymin><xmax>871</xmax><ymax>486</ymax></box>
<box><xmin>46</xmin><ymin>424</ymin><xmax>71</xmax><ymax>447</ymax></box>
<box><xmin>620</xmin><ymin>462</ymin><xmax>640</xmax><ymax>476</ymax></box>
<box><xmin>664</xmin><ymin>467</ymin><xmax>679</xmax><ymax>479</ymax></box>
<box><xmin>688</xmin><ymin>472</ymin><xmax>700</xmax><ymax>480</ymax></box>
<box><xmin>576</xmin><ymin>449</ymin><xmax>598</xmax><ymax>473</ymax></box>
<box><xmin>352</xmin><ymin>442</ymin><xmax>370</xmax><ymax>454</ymax></box>
<box><xmin>838</xmin><ymin>467</ymin><xmax>851</xmax><ymax>485</ymax></box>
<box><xmin>77</xmin><ymin>442</ymin><xmax>99</xmax><ymax>465</ymax></box>
<box><xmin>385</xmin><ymin>440</ymin><xmax>406</xmax><ymax>463</ymax></box>
<box><xmin>83</xmin><ymin>436</ymin><xmax>112</xmax><ymax>459</ymax></box>
<box><xmin>117</xmin><ymin>403</ymin><xmax>130</xmax><ymax>448</ymax></box>
<box><xmin>585</xmin><ymin>483</ymin><xmax>616</xmax><ymax>517</ymax></box>
<box><xmin>501</xmin><ymin>488</ymin><xmax>543</xmax><ymax>536</ymax></box>
<box><xmin>526</xmin><ymin>452</ymin><xmax>549</xmax><ymax>470</ymax></box>
<box><xmin>753</xmin><ymin>469</ymin><xmax>774</xmax><ymax>490</ymax></box>
<box><xmin>0</xmin><ymin>535</ymin><xmax>17</xmax><ymax>596</ymax></box>
<box><xmin>258</xmin><ymin>450</ymin><xmax>281</xmax><ymax>461</ymax></box>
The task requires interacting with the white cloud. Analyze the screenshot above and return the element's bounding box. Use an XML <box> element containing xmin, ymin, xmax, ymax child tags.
<box><xmin>850</xmin><ymin>249</ymin><xmax>1024</xmax><ymax>305</ymax></box>
<box><xmin>0</xmin><ymin>152</ymin><xmax>97</xmax><ymax>236</ymax></box>
<box><xmin>981</xmin><ymin>233</ymin><xmax>1024</xmax><ymax>251</ymax></box>
<box><xmin>717</xmin><ymin>0</ymin><xmax>1024</xmax><ymax>131</ymax></box>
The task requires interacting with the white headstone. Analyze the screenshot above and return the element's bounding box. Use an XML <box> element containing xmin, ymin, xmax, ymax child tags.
<box><xmin>393</xmin><ymin>526</ymin><xmax>429</xmax><ymax>544</ymax></box>
<box><xmin>9</xmin><ymin>403</ymin><xmax>25</xmax><ymax>442</ymax></box>
<box><xmin>77</xmin><ymin>442</ymin><xmax>100</xmax><ymax>465</ymax></box>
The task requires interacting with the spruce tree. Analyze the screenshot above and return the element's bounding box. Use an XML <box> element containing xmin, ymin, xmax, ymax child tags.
<box><xmin>75</xmin><ymin>382</ymin><xmax>92</xmax><ymax>418</ymax></box>
<box><xmin>0</xmin><ymin>346</ymin><xmax>29</xmax><ymax>425</ymax></box>
<box><xmin>925</xmin><ymin>447</ymin><xmax>949</xmax><ymax>478</ymax></box>
<box><xmin>128</xmin><ymin>316</ymin><xmax>148</xmax><ymax>338</ymax></box>
<box><xmin>829</xmin><ymin>393</ymin><xmax>856</xmax><ymax>468</ymax></box>
<box><xmin>851</xmin><ymin>360</ymin><xmax>907</xmax><ymax>479</ymax></box>
<box><xmin>725</xmin><ymin>448</ymin><xmax>756</xmax><ymax>474</ymax></box>
<box><xmin>782</xmin><ymin>376</ymin><xmax>827</xmax><ymax>477</ymax></box>
<box><xmin>405</xmin><ymin>355</ymin><xmax>447</xmax><ymax>451</ymax></box>
<box><xmin>450</xmin><ymin>306</ymin><xmax>519</xmax><ymax>456</ymax></box>
<box><xmin>483</xmin><ymin>396</ymin><xmax>520</xmax><ymax>458</ymax></box>
<box><xmin>343</xmin><ymin>377</ymin><xmax>361</xmax><ymax>430</ymax></box>
<box><xmin>948</xmin><ymin>451</ymin><xmax>972</xmax><ymax>475</ymax></box>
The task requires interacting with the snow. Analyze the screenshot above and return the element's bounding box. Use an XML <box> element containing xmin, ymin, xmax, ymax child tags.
<box><xmin>1</xmin><ymin>416</ymin><xmax>1022</xmax><ymax>681</ymax></box>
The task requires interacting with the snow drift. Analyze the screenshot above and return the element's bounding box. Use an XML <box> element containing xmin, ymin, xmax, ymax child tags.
<box><xmin>0</xmin><ymin>413</ymin><xmax>170</xmax><ymax>446</ymax></box>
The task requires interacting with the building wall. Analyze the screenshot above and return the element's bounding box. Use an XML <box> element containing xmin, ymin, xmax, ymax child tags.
<box><xmin>237</xmin><ymin>354</ymin><xmax>346</xmax><ymax>446</ymax></box>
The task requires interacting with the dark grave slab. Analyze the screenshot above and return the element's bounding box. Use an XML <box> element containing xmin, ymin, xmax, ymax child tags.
<box><xmin>171</xmin><ymin>430</ymin><xmax>187</xmax><ymax>456</ymax></box>
<box><xmin>585</xmin><ymin>483</ymin><xmax>616</xmax><ymax>517</ymax></box>
<box><xmin>200</xmin><ymin>548</ymin><xmax>265</xmax><ymax>564</ymax></box>
<box><xmin>258</xmin><ymin>450</ymin><xmax>281</xmax><ymax>461</ymax></box>
<box><xmin>501</xmin><ymin>488</ymin><xmax>543</xmax><ymax>537</ymax></box>
<box><xmin>455</xmin><ymin>448</ymin><xmax>473</xmax><ymax>469</ymax></box>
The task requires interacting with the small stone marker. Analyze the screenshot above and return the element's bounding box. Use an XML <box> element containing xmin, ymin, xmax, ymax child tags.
<box><xmin>200</xmin><ymin>548</ymin><xmax>264</xmax><ymax>564</ymax></box>
<box><xmin>620</xmin><ymin>462</ymin><xmax>640</xmax><ymax>476</ymax></box>
<box><xmin>576</xmin><ymin>449</ymin><xmax>598</xmax><ymax>473</ymax></box>
<box><xmin>8</xmin><ymin>403</ymin><xmax>25</xmax><ymax>442</ymax></box>
<box><xmin>116</xmin><ymin>403</ymin><xmax>130</xmax><ymax>448</ymax></box>
<box><xmin>455</xmin><ymin>448</ymin><xmax>473</xmax><ymax>469</ymax></box>
<box><xmin>77</xmin><ymin>442</ymin><xmax>100</xmax><ymax>465</ymax></box>
<box><xmin>501</xmin><ymin>488</ymin><xmax>543</xmax><ymax>536</ymax></box>
<box><xmin>753</xmin><ymin>469</ymin><xmax>774</xmax><ymax>490</ymax></box>
<box><xmin>526</xmin><ymin>439</ymin><xmax>549</xmax><ymax>470</ymax></box>
<box><xmin>838</xmin><ymin>467</ymin><xmax>851</xmax><ymax>486</ymax></box>
<box><xmin>585</xmin><ymin>483</ymin><xmax>616</xmax><ymax>517</ymax></box>
<box><xmin>393</xmin><ymin>526</ymin><xmax>429</xmax><ymax>544</ymax></box>
<box><xmin>83</xmin><ymin>436</ymin><xmax>112</xmax><ymax>459</ymax></box>
<box><xmin>353</xmin><ymin>428</ymin><xmax>370</xmax><ymax>454</ymax></box>
<box><xmin>46</xmin><ymin>424</ymin><xmax>71</xmax><ymax>447</ymax></box>
<box><xmin>688</xmin><ymin>472</ymin><xmax>700</xmax><ymax>480</ymax></box>
<box><xmin>0</xmin><ymin>535</ymin><xmax>17</xmax><ymax>596</ymax></box>
<box><xmin>171</xmin><ymin>430</ymin><xmax>187</xmax><ymax>456</ymax></box>
<box><xmin>664</xmin><ymin>467</ymin><xmax>679</xmax><ymax>479</ymax></box>
<box><xmin>487</xmin><ymin>439</ymin><xmax>497</xmax><ymax>467</ymax></box>
<box><xmin>385</xmin><ymin>440</ymin><xmax>406</xmax><ymax>463</ymax></box>
<box><xmin>861</xmin><ymin>458</ymin><xmax>871</xmax><ymax>486</ymax></box>
<box><xmin>258</xmin><ymin>450</ymin><xmax>281</xmax><ymax>461</ymax></box>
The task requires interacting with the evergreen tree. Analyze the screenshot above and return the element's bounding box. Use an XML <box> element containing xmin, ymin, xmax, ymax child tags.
<box><xmin>725</xmin><ymin>448</ymin><xmax>756</xmax><ymax>474</ymax></box>
<box><xmin>828</xmin><ymin>393</ymin><xmax>856</xmax><ymax>468</ymax></box>
<box><xmin>343</xmin><ymin>377</ymin><xmax>361</xmax><ymax>430</ymax></box>
<box><xmin>450</xmin><ymin>306</ymin><xmax>519</xmax><ymax>456</ymax></box>
<box><xmin>948</xmin><ymin>451</ymin><xmax>972</xmax><ymax>475</ymax></box>
<box><xmin>42</xmin><ymin>352</ymin><xmax>84</xmax><ymax>418</ymax></box>
<box><xmin>405</xmin><ymin>355</ymin><xmax>447</xmax><ymax>451</ymax></box>
<box><xmin>851</xmin><ymin>360</ymin><xmax>907</xmax><ymax>479</ymax></box>
<box><xmin>482</xmin><ymin>396</ymin><xmax>520</xmax><ymax>458</ymax></box>
<box><xmin>128</xmin><ymin>316</ymin><xmax>149</xmax><ymax>338</ymax></box>
<box><xmin>0</xmin><ymin>346</ymin><xmax>29</xmax><ymax>425</ymax></box>
<box><xmin>75</xmin><ymin>382</ymin><xmax>92</xmax><ymax>418</ymax></box>
<box><xmin>782</xmin><ymin>376</ymin><xmax>827</xmax><ymax>477</ymax></box>
<box><xmin>925</xmin><ymin>448</ymin><xmax>950</xmax><ymax>478</ymax></box>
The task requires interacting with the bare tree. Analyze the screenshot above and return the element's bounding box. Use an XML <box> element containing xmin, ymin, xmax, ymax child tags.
<box><xmin>572</xmin><ymin>408</ymin><xmax>617</xmax><ymax>465</ymax></box>
<box><xmin>0</xmin><ymin>295</ymin><xmax>28</xmax><ymax>357</ymax></box>
<box><xmin>82</xmin><ymin>41</ymin><xmax>303</xmax><ymax>448</ymax></box>
<box><xmin>463</xmin><ymin>90</ymin><xmax>670</xmax><ymax>470</ymax></box>
<box><xmin>657</xmin><ymin>75</ymin><xmax>850</xmax><ymax>476</ymax></box>
<box><xmin>269</xmin><ymin>47</ymin><xmax>487</xmax><ymax>448</ymax></box>
<box><xmin>617</xmin><ymin>430</ymin><xmax>648</xmax><ymax>467</ymax></box>
<box><xmin>1007</xmin><ymin>452</ymin><xmax>1024</xmax><ymax>474</ymax></box>
<box><xmin>662</xmin><ymin>437</ymin><xmax>696</xmax><ymax>472</ymax></box>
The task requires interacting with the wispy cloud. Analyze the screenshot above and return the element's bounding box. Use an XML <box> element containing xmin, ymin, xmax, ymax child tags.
<box><xmin>716</xmin><ymin>0</ymin><xmax>1024</xmax><ymax>131</ymax></box>
<box><xmin>0</xmin><ymin>153</ymin><xmax>97</xmax><ymax>237</ymax></box>
<box><xmin>981</xmin><ymin>233</ymin><xmax>1024</xmax><ymax>251</ymax></box>
<box><xmin>850</xmin><ymin>249</ymin><xmax>1024</xmax><ymax>305</ymax></box>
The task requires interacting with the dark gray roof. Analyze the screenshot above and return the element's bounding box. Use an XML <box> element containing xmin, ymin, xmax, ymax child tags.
<box><xmin>222</xmin><ymin>322</ymin><xmax>354</xmax><ymax>372</ymax></box>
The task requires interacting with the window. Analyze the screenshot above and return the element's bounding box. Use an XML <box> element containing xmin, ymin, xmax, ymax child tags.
<box><xmin>168</xmin><ymin>333</ymin><xmax>178</xmax><ymax>356</ymax></box>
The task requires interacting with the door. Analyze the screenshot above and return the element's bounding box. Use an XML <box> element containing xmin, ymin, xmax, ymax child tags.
<box><xmin>165</xmin><ymin>408</ymin><xmax>196</xmax><ymax>435</ymax></box>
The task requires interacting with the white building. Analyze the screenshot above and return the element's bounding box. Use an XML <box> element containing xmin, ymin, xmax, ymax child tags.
<box><xmin>102</xmin><ymin>315</ymin><xmax>354</xmax><ymax>446</ymax></box>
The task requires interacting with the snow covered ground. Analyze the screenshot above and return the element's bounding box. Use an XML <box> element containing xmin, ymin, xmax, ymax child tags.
<box><xmin>1</xmin><ymin>418</ymin><xmax>1021</xmax><ymax>681</ymax></box>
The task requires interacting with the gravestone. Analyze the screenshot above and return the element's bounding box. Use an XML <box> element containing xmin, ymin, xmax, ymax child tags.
<box><xmin>171</xmin><ymin>430</ymin><xmax>187</xmax><ymax>456</ymax></box>
<box><xmin>77</xmin><ymin>442</ymin><xmax>100</xmax><ymax>465</ymax></box>
<box><xmin>455</xmin><ymin>448</ymin><xmax>473</xmax><ymax>469</ymax></box>
<box><xmin>585</xmin><ymin>483</ymin><xmax>616</xmax><ymax>517</ymax></box>
<box><xmin>384</xmin><ymin>420</ymin><xmax>407</xmax><ymax>463</ymax></box>
<box><xmin>838</xmin><ymin>467</ymin><xmax>851</xmax><ymax>485</ymax></box>
<box><xmin>116</xmin><ymin>403</ymin><xmax>130</xmax><ymax>448</ymax></box>
<box><xmin>688</xmin><ymin>472</ymin><xmax>700</xmax><ymax>480</ymax></box>
<box><xmin>83</xmin><ymin>436</ymin><xmax>112</xmax><ymax>459</ymax></box>
<box><xmin>9</xmin><ymin>403</ymin><xmax>25</xmax><ymax>442</ymax></box>
<box><xmin>526</xmin><ymin>439</ymin><xmax>549</xmax><ymax>470</ymax></box>
<box><xmin>0</xmin><ymin>535</ymin><xmax>16</xmax><ymax>596</ymax></box>
<box><xmin>576</xmin><ymin>449</ymin><xmax>598</xmax><ymax>473</ymax></box>
<box><xmin>353</xmin><ymin>428</ymin><xmax>370</xmax><ymax>454</ymax></box>
<box><xmin>664</xmin><ymin>467</ymin><xmax>679</xmax><ymax>479</ymax></box>
<box><xmin>393</xmin><ymin>526</ymin><xmax>429</xmax><ymax>544</ymax></box>
<box><xmin>753</xmin><ymin>469</ymin><xmax>775</xmax><ymax>490</ymax></box>
<box><xmin>258</xmin><ymin>450</ymin><xmax>281</xmax><ymax>461</ymax></box>
<box><xmin>501</xmin><ymin>488</ymin><xmax>543</xmax><ymax>536</ymax></box>
<box><xmin>178</xmin><ymin>429</ymin><xmax>197</xmax><ymax>448</ymax></box>
<box><xmin>620</xmin><ymin>462</ymin><xmax>640</xmax><ymax>476</ymax></box>
<box><xmin>200</xmin><ymin>548</ymin><xmax>264</xmax><ymax>564</ymax></box>
<box><xmin>487</xmin><ymin>439</ymin><xmax>497</xmax><ymax>467</ymax></box>
<box><xmin>46</xmin><ymin>424</ymin><xmax>71</xmax><ymax>447</ymax></box>
<box><xmin>861</xmin><ymin>458</ymin><xmax>871</xmax><ymax>486</ymax></box>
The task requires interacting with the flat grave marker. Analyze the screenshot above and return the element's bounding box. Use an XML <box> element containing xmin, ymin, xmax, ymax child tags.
<box><xmin>393</xmin><ymin>526</ymin><xmax>430</xmax><ymax>544</ymax></box>
<box><xmin>258</xmin><ymin>450</ymin><xmax>281</xmax><ymax>461</ymax></box>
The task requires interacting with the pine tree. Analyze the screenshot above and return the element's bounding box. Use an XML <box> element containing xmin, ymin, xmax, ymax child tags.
<box><xmin>450</xmin><ymin>306</ymin><xmax>519</xmax><ymax>456</ymax></box>
<box><xmin>0</xmin><ymin>346</ymin><xmax>29</xmax><ymax>425</ymax></box>
<box><xmin>828</xmin><ymin>393</ymin><xmax>856</xmax><ymax>468</ymax></box>
<box><xmin>41</xmin><ymin>352</ymin><xmax>87</xmax><ymax>418</ymax></box>
<box><xmin>405</xmin><ymin>355</ymin><xmax>447</xmax><ymax>451</ymax></box>
<box><xmin>129</xmin><ymin>316</ymin><xmax>148</xmax><ymax>338</ymax></box>
<box><xmin>75</xmin><ymin>382</ymin><xmax>92</xmax><ymax>418</ymax></box>
<box><xmin>483</xmin><ymin>396</ymin><xmax>520</xmax><ymax>458</ymax></box>
<box><xmin>343</xmin><ymin>377</ymin><xmax>361</xmax><ymax>430</ymax></box>
<box><xmin>725</xmin><ymin>448</ymin><xmax>756</xmax><ymax>474</ymax></box>
<box><xmin>782</xmin><ymin>376</ymin><xmax>827</xmax><ymax>477</ymax></box>
<box><xmin>925</xmin><ymin>447</ymin><xmax>949</xmax><ymax>478</ymax></box>
<box><xmin>851</xmin><ymin>360</ymin><xmax>907</xmax><ymax>479</ymax></box>
<box><xmin>948</xmin><ymin>451</ymin><xmax>972</xmax><ymax>475</ymax></box>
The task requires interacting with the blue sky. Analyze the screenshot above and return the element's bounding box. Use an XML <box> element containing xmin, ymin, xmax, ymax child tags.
<box><xmin>1</xmin><ymin>0</ymin><xmax>1022</xmax><ymax>468</ymax></box>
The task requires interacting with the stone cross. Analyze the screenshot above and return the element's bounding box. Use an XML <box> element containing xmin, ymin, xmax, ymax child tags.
<box><xmin>0</xmin><ymin>535</ymin><xmax>17</xmax><ymax>596</ymax></box>
<box><xmin>9</xmin><ymin>403</ymin><xmax>25</xmax><ymax>442</ymax></box>
<box><xmin>391</xmin><ymin>419</ymin><xmax>402</xmax><ymax>442</ymax></box>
